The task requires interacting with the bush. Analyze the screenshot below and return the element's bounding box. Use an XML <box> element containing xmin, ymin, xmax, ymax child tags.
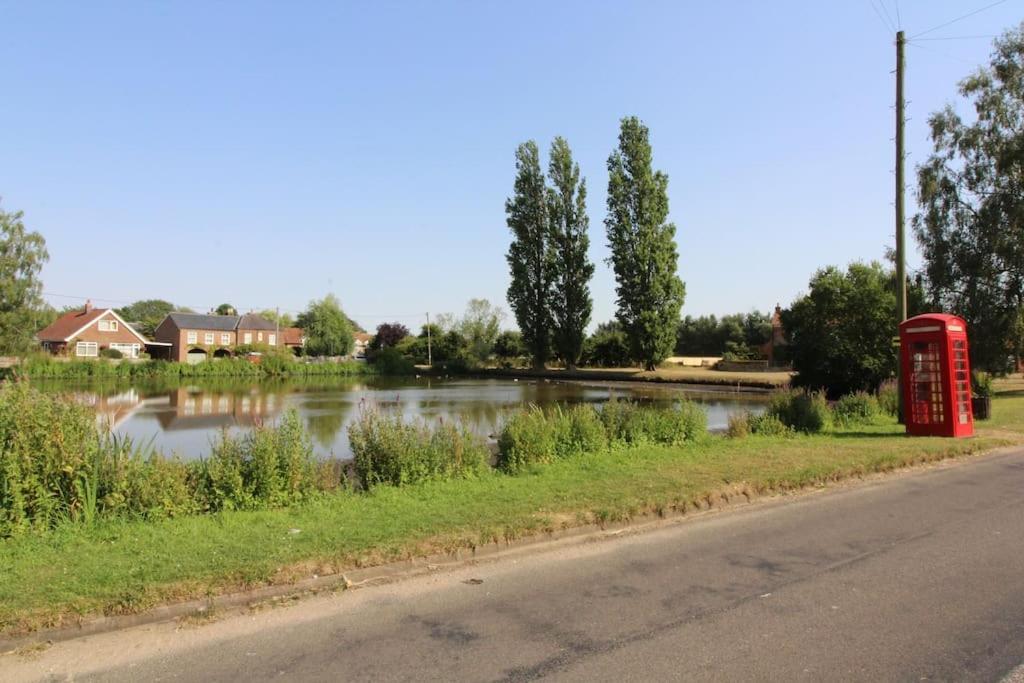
<box><xmin>748</xmin><ymin>413</ymin><xmax>790</xmax><ymax>436</ymax></box>
<box><xmin>878</xmin><ymin>380</ymin><xmax>899</xmax><ymax>417</ymax></box>
<box><xmin>600</xmin><ymin>399</ymin><xmax>706</xmax><ymax>446</ymax></box>
<box><xmin>348</xmin><ymin>410</ymin><xmax>487</xmax><ymax>488</ymax></box>
<box><xmin>372</xmin><ymin>347</ymin><xmax>416</xmax><ymax>376</ymax></box>
<box><xmin>99</xmin><ymin>347</ymin><xmax>123</xmax><ymax>359</ymax></box>
<box><xmin>726</xmin><ymin>412</ymin><xmax>750</xmax><ymax>438</ymax></box>
<box><xmin>972</xmin><ymin>371</ymin><xmax>994</xmax><ymax>398</ymax></box>
<box><xmin>831</xmin><ymin>392</ymin><xmax>881</xmax><ymax>427</ymax></box>
<box><xmin>193</xmin><ymin>410</ymin><xmax>318</xmax><ymax>511</ymax></box>
<box><xmin>766</xmin><ymin>390</ymin><xmax>831</xmax><ymax>434</ymax></box>
<box><xmin>497</xmin><ymin>405</ymin><xmax>609</xmax><ymax>472</ymax></box>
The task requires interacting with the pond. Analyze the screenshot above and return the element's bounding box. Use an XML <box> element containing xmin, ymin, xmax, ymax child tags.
<box><xmin>38</xmin><ymin>377</ymin><xmax>768</xmax><ymax>460</ymax></box>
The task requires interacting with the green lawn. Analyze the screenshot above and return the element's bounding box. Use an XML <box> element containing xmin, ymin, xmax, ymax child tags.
<box><xmin>1</xmin><ymin>395</ymin><xmax>1022</xmax><ymax>635</ymax></box>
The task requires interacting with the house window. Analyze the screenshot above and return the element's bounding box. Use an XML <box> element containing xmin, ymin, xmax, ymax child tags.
<box><xmin>187</xmin><ymin>331</ymin><xmax>197</xmax><ymax>344</ymax></box>
<box><xmin>244</xmin><ymin>332</ymin><xmax>252</xmax><ymax>344</ymax></box>
<box><xmin>110</xmin><ymin>343</ymin><xmax>140</xmax><ymax>359</ymax></box>
<box><xmin>268</xmin><ymin>334</ymin><xmax>276</xmax><ymax>346</ymax></box>
<box><xmin>221</xmin><ymin>333</ymin><xmax>231</xmax><ymax>345</ymax></box>
<box><xmin>98</xmin><ymin>319</ymin><xmax>118</xmax><ymax>332</ymax></box>
<box><xmin>257</xmin><ymin>332</ymin><xmax>263</xmax><ymax>342</ymax></box>
<box><xmin>204</xmin><ymin>333</ymin><xmax>215</xmax><ymax>345</ymax></box>
<box><xmin>76</xmin><ymin>341</ymin><xmax>98</xmax><ymax>357</ymax></box>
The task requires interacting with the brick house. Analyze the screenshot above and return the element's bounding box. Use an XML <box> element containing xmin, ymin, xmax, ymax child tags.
<box><xmin>153</xmin><ymin>312</ymin><xmax>280</xmax><ymax>363</ymax></box>
<box><xmin>282</xmin><ymin>327</ymin><xmax>305</xmax><ymax>354</ymax></box>
<box><xmin>37</xmin><ymin>301</ymin><xmax>150</xmax><ymax>359</ymax></box>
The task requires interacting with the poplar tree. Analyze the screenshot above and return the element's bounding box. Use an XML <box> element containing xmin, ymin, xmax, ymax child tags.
<box><xmin>605</xmin><ymin>117</ymin><xmax>685</xmax><ymax>370</ymax></box>
<box><xmin>506</xmin><ymin>141</ymin><xmax>554</xmax><ymax>369</ymax></box>
<box><xmin>547</xmin><ymin>137</ymin><xmax>594</xmax><ymax>370</ymax></box>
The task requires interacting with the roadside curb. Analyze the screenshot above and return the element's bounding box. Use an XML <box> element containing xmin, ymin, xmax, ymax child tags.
<box><xmin>2</xmin><ymin>442</ymin><xmax>1020</xmax><ymax>654</ymax></box>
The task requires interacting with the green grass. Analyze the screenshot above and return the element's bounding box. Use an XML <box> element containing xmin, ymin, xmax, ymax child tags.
<box><xmin>1</xmin><ymin>395</ymin><xmax>1022</xmax><ymax>635</ymax></box>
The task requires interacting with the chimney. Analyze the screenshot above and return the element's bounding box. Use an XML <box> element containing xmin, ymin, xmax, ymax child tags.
<box><xmin>84</xmin><ymin>299</ymin><xmax>93</xmax><ymax>314</ymax></box>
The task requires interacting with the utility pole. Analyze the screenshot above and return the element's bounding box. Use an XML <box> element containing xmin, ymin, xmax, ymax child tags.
<box><xmin>426</xmin><ymin>312</ymin><xmax>432</xmax><ymax>367</ymax></box>
<box><xmin>895</xmin><ymin>30</ymin><xmax>908</xmax><ymax>422</ymax></box>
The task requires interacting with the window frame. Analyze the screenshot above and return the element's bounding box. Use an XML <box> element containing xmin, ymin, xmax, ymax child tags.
<box><xmin>75</xmin><ymin>341</ymin><xmax>98</xmax><ymax>357</ymax></box>
<box><xmin>186</xmin><ymin>331</ymin><xmax>198</xmax><ymax>344</ymax></box>
<box><xmin>204</xmin><ymin>332</ymin><xmax>215</xmax><ymax>345</ymax></box>
<box><xmin>221</xmin><ymin>333</ymin><xmax>231</xmax><ymax>345</ymax></box>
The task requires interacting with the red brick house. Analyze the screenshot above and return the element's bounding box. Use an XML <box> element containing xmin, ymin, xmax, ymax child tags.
<box><xmin>153</xmin><ymin>312</ymin><xmax>280</xmax><ymax>363</ymax></box>
<box><xmin>37</xmin><ymin>302</ymin><xmax>150</xmax><ymax>359</ymax></box>
<box><xmin>282</xmin><ymin>327</ymin><xmax>305</xmax><ymax>354</ymax></box>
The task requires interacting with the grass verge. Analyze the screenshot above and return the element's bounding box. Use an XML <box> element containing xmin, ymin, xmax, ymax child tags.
<box><xmin>1</xmin><ymin>395</ymin><xmax>1021</xmax><ymax>635</ymax></box>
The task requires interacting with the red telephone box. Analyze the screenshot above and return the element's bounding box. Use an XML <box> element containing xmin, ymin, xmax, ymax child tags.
<box><xmin>899</xmin><ymin>313</ymin><xmax>973</xmax><ymax>438</ymax></box>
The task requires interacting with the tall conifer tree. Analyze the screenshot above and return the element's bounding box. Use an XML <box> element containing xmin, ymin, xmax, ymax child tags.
<box><xmin>506</xmin><ymin>141</ymin><xmax>554</xmax><ymax>368</ymax></box>
<box><xmin>605</xmin><ymin>117</ymin><xmax>685</xmax><ymax>370</ymax></box>
<box><xmin>547</xmin><ymin>137</ymin><xmax>594</xmax><ymax>370</ymax></box>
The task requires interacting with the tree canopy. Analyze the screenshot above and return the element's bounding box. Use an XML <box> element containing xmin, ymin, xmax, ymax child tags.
<box><xmin>296</xmin><ymin>295</ymin><xmax>354</xmax><ymax>357</ymax></box>
<box><xmin>605</xmin><ymin>117</ymin><xmax>686</xmax><ymax>370</ymax></box>
<box><xmin>117</xmin><ymin>299</ymin><xmax>177</xmax><ymax>338</ymax></box>
<box><xmin>914</xmin><ymin>24</ymin><xmax>1024</xmax><ymax>371</ymax></box>
<box><xmin>782</xmin><ymin>262</ymin><xmax>900</xmax><ymax>397</ymax></box>
<box><xmin>0</xmin><ymin>204</ymin><xmax>49</xmax><ymax>354</ymax></box>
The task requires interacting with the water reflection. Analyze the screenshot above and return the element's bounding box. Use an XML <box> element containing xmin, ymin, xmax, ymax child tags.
<box><xmin>35</xmin><ymin>377</ymin><xmax>766</xmax><ymax>461</ymax></box>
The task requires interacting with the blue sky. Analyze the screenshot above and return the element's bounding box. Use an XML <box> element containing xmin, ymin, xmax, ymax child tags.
<box><xmin>2</xmin><ymin>1</ymin><xmax>1020</xmax><ymax>332</ymax></box>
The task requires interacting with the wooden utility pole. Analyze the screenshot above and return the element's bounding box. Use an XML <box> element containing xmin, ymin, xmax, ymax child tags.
<box><xmin>895</xmin><ymin>30</ymin><xmax>908</xmax><ymax>421</ymax></box>
<box><xmin>426</xmin><ymin>312</ymin><xmax>432</xmax><ymax>367</ymax></box>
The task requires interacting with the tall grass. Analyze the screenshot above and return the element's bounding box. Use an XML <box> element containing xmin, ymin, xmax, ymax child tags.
<box><xmin>13</xmin><ymin>356</ymin><xmax>378</xmax><ymax>381</ymax></box>
<box><xmin>766</xmin><ymin>390</ymin><xmax>831</xmax><ymax>434</ymax></box>
<box><xmin>348</xmin><ymin>410</ymin><xmax>489</xmax><ymax>488</ymax></box>
<box><xmin>498</xmin><ymin>401</ymin><xmax>706</xmax><ymax>472</ymax></box>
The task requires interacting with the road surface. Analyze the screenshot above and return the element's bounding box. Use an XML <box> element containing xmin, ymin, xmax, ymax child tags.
<box><xmin>7</xmin><ymin>447</ymin><xmax>1024</xmax><ymax>682</ymax></box>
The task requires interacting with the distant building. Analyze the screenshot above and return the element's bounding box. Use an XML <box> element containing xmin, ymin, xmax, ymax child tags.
<box><xmin>37</xmin><ymin>301</ymin><xmax>150</xmax><ymax>359</ymax></box>
<box><xmin>153</xmin><ymin>312</ymin><xmax>280</xmax><ymax>363</ymax></box>
<box><xmin>353</xmin><ymin>332</ymin><xmax>373</xmax><ymax>359</ymax></box>
<box><xmin>765</xmin><ymin>304</ymin><xmax>789</xmax><ymax>366</ymax></box>
<box><xmin>282</xmin><ymin>327</ymin><xmax>306</xmax><ymax>354</ymax></box>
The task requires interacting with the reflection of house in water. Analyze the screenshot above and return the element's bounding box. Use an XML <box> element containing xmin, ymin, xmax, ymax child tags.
<box><xmin>75</xmin><ymin>389</ymin><xmax>147</xmax><ymax>430</ymax></box>
<box><xmin>155</xmin><ymin>388</ymin><xmax>283</xmax><ymax>430</ymax></box>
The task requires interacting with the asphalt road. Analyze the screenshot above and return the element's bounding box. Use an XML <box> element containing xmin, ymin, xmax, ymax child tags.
<box><xmin>10</xmin><ymin>447</ymin><xmax>1024</xmax><ymax>682</ymax></box>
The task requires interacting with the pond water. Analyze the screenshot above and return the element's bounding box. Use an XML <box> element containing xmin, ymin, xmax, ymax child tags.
<box><xmin>39</xmin><ymin>377</ymin><xmax>767</xmax><ymax>460</ymax></box>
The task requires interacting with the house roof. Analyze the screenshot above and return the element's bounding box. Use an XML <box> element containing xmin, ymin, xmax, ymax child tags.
<box><xmin>164</xmin><ymin>313</ymin><xmax>240</xmax><ymax>331</ymax></box>
<box><xmin>37</xmin><ymin>307</ymin><xmax>149</xmax><ymax>344</ymax></box>
<box><xmin>237</xmin><ymin>314</ymin><xmax>276</xmax><ymax>331</ymax></box>
<box><xmin>37</xmin><ymin>308</ymin><xmax>108</xmax><ymax>342</ymax></box>
<box><xmin>354</xmin><ymin>332</ymin><xmax>373</xmax><ymax>343</ymax></box>
<box><xmin>282</xmin><ymin>327</ymin><xmax>304</xmax><ymax>345</ymax></box>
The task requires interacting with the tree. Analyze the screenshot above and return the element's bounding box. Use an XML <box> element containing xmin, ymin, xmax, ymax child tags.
<box><xmin>0</xmin><ymin>203</ymin><xmax>49</xmax><ymax>354</ymax></box>
<box><xmin>117</xmin><ymin>299</ymin><xmax>176</xmax><ymax>338</ymax></box>
<box><xmin>296</xmin><ymin>295</ymin><xmax>354</xmax><ymax>357</ymax></box>
<box><xmin>782</xmin><ymin>262</ymin><xmax>899</xmax><ymax>398</ymax></box>
<box><xmin>493</xmin><ymin>330</ymin><xmax>526</xmax><ymax>360</ymax></box>
<box><xmin>582</xmin><ymin>321</ymin><xmax>631</xmax><ymax>368</ymax></box>
<box><xmin>456</xmin><ymin>298</ymin><xmax>505</xmax><ymax>363</ymax></box>
<box><xmin>605</xmin><ymin>117</ymin><xmax>686</xmax><ymax>370</ymax></box>
<box><xmin>914</xmin><ymin>25</ymin><xmax>1024</xmax><ymax>371</ymax></box>
<box><xmin>547</xmin><ymin>137</ymin><xmax>594</xmax><ymax>370</ymax></box>
<box><xmin>506</xmin><ymin>141</ymin><xmax>554</xmax><ymax>369</ymax></box>
<box><xmin>214</xmin><ymin>303</ymin><xmax>237</xmax><ymax>316</ymax></box>
<box><xmin>258</xmin><ymin>309</ymin><xmax>295</xmax><ymax>329</ymax></box>
<box><xmin>370</xmin><ymin>322</ymin><xmax>410</xmax><ymax>350</ymax></box>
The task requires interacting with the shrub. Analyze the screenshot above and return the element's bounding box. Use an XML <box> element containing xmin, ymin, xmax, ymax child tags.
<box><xmin>497</xmin><ymin>406</ymin><xmax>559</xmax><ymax>472</ymax></box>
<box><xmin>193</xmin><ymin>410</ymin><xmax>318</xmax><ymax>511</ymax></box>
<box><xmin>348</xmin><ymin>410</ymin><xmax>487</xmax><ymax>488</ymax></box>
<box><xmin>831</xmin><ymin>392</ymin><xmax>881</xmax><ymax>427</ymax></box>
<box><xmin>497</xmin><ymin>404</ymin><xmax>609</xmax><ymax>472</ymax></box>
<box><xmin>600</xmin><ymin>399</ymin><xmax>706</xmax><ymax>446</ymax></box>
<box><xmin>373</xmin><ymin>347</ymin><xmax>416</xmax><ymax>376</ymax></box>
<box><xmin>878</xmin><ymin>380</ymin><xmax>899</xmax><ymax>417</ymax></box>
<box><xmin>972</xmin><ymin>371</ymin><xmax>994</xmax><ymax>398</ymax></box>
<box><xmin>748</xmin><ymin>412</ymin><xmax>790</xmax><ymax>436</ymax></box>
<box><xmin>99</xmin><ymin>347</ymin><xmax>123</xmax><ymax>359</ymax></box>
<box><xmin>766</xmin><ymin>390</ymin><xmax>831</xmax><ymax>434</ymax></box>
<box><xmin>726</xmin><ymin>412</ymin><xmax>750</xmax><ymax>438</ymax></box>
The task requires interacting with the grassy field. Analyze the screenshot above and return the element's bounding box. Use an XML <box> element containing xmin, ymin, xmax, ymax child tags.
<box><xmin>1</xmin><ymin>393</ymin><xmax>1021</xmax><ymax>636</ymax></box>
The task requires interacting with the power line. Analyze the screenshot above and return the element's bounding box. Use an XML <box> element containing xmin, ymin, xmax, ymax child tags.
<box><xmin>868</xmin><ymin>0</ymin><xmax>896</xmax><ymax>34</ymax></box>
<box><xmin>910</xmin><ymin>0</ymin><xmax>1010</xmax><ymax>39</ymax></box>
<box><xmin>894</xmin><ymin>0</ymin><xmax>902</xmax><ymax>30</ymax></box>
<box><xmin>906</xmin><ymin>41</ymin><xmax>978</xmax><ymax>66</ymax></box>
<box><xmin>878</xmin><ymin>0</ymin><xmax>899</xmax><ymax>32</ymax></box>
<box><xmin>912</xmin><ymin>34</ymin><xmax>997</xmax><ymax>41</ymax></box>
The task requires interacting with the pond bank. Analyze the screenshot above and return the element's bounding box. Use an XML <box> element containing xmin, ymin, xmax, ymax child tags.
<box><xmin>431</xmin><ymin>366</ymin><xmax>789</xmax><ymax>391</ymax></box>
